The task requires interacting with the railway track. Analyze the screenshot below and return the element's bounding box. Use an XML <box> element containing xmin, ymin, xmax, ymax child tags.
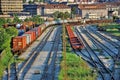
<box><xmin>41</xmin><ymin>27</ymin><xmax>61</xmax><ymax>80</ymax></box>
<box><xmin>17</xmin><ymin>27</ymin><xmax>55</xmax><ymax>80</ymax></box>
<box><xmin>86</xmin><ymin>26</ymin><xmax>118</xmax><ymax>54</ymax></box>
<box><xmin>81</xmin><ymin>27</ymin><xmax>115</xmax><ymax>59</ymax></box>
<box><xmin>75</xmin><ymin>27</ymin><xmax>115</xmax><ymax>80</ymax></box>
<box><xmin>75</xmin><ymin>28</ymin><xmax>105</xmax><ymax>80</ymax></box>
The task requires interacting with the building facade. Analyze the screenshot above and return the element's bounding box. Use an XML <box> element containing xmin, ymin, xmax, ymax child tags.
<box><xmin>37</xmin><ymin>4</ymin><xmax>71</xmax><ymax>16</ymax></box>
<box><xmin>0</xmin><ymin>0</ymin><xmax>23</xmax><ymax>14</ymax></box>
<box><xmin>23</xmin><ymin>4</ymin><xmax>38</xmax><ymax>16</ymax></box>
<box><xmin>79</xmin><ymin>4</ymin><xmax>108</xmax><ymax>19</ymax></box>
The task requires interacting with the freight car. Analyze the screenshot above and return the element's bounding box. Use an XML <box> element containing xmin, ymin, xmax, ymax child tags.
<box><xmin>66</xmin><ymin>25</ymin><xmax>84</xmax><ymax>50</ymax></box>
<box><xmin>12</xmin><ymin>26</ymin><xmax>42</xmax><ymax>54</ymax></box>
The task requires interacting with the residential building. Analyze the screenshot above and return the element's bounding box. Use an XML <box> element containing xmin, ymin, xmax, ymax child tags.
<box><xmin>37</xmin><ymin>4</ymin><xmax>71</xmax><ymax>16</ymax></box>
<box><xmin>78</xmin><ymin>3</ymin><xmax>108</xmax><ymax>19</ymax></box>
<box><xmin>0</xmin><ymin>0</ymin><xmax>23</xmax><ymax>14</ymax></box>
<box><xmin>23</xmin><ymin>4</ymin><xmax>38</xmax><ymax>16</ymax></box>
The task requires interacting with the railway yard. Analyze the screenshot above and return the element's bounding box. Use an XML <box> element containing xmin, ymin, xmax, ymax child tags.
<box><xmin>2</xmin><ymin>23</ymin><xmax>120</xmax><ymax>80</ymax></box>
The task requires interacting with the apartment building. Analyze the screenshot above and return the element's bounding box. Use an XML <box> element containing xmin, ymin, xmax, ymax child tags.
<box><xmin>0</xmin><ymin>0</ymin><xmax>23</xmax><ymax>14</ymax></box>
<box><xmin>37</xmin><ymin>4</ymin><xmax>71</xmax><ymax>16</ymax></box>
<box><xmin>79</xmin><ymin>3</ymin><xmax>108</xmax><ymax>19</ymax></box>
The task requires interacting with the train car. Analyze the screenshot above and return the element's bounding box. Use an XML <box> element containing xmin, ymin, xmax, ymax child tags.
<box><xmin>12</xmin><ymin>36</ymin><xmax>27</xmax><ymax>53</ymax></box>
<box><xmin>25</xmin><ymin>31</ymin><xmax>36</xmax><ymax>42</ymax></box>
<box><xmin>66</xmin><ymin>25</ymin><xmax>84</xmax><ymax>50</ymax></box>
<box><xmin>22</xmin><ymin>34</ymin><xmax>31</xmax><ymax>45</ymax></box>
<box><xmin>12</xmin><ymin>23</ymin><xmax>44</xmax><ymax>54</ymax></box>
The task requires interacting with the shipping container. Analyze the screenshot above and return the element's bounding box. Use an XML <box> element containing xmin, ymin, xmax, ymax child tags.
<box><xmin>25</xmin><ymin>31</ymin><xmax>36</xmax><ymax>42</ymax></box>
<box><xmin>18</xmin><ymin>29</ymin><xmax>25</xmax><ymax>36</ymax></box>
<box><xmin>22</xmin><ymin>34</ymin><xmax>31</xmax><ymax>45</ymax></box>
<box><xmin>31</xmin><ymin>28</ymin><xmax>39</xmax><ymax>37</ymax></box>
<box><xmin>12</xmin><ymin>36</ymin><xmax>26</xmax><ymax>51</ymax></box>
<box><xmin>38</xmin><ymin>27</ymin><xmax>41</xmax><ymax>36</ymax></box>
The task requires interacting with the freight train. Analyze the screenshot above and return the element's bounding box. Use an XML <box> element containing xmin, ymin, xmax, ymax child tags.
<box><xmin>12</xmin><ymin>20</ymin><xmax>69</xmax><ymax>54</ymax></box>
<box><xmin>66</xmin><ymin>25</ymin><xmax>84</xmax><ymax>50</ymax></box>
<box><xmin>12</xmin><ymin>19</ymin><xmax>112</xmax><ymax>54</ymax></box>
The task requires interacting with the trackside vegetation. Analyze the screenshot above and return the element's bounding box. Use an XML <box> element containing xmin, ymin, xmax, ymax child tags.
<box><xmin>59</xmin><ymin>53</ymin><xmax>97</xmax><ymax>80</ymax></box>
<box><xmin>98</xmin><ymin>23</ymin><xmax>120</xmax><ymax>36</ymax></box>
<box><xmin>0</xmin><ymin>27</ymin><xmax>18</xmax><ymax>78</ymax></box>
<box><xmin>59</xmin><ymin>31</ymin><xmax>97</xmax><ymax>80</ymax></box>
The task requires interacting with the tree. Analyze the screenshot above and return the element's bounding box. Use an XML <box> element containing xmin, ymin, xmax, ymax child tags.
<box><xmin>23</xmin><ymin>0</ymin><xmax>26</xmax><ymax>3</ymax></box>
<box><xmin>0</xmin><ymin>18</ymin><xmax>7</xmax><ymax>27</ymax></box>
<box><xmin>53</xmin><ymin>11</ymin><xmax>71</xmax><ymax>20</ymax></box>
<box><xmin>6</xmin><ymin>18</ymin><xmax>12</xmax><ymax>23</ymax></box>
<box><xmin>53</xmin><ymin>11</ymin><xmax>60</xmax><ymax>20</ymax></box>
<box><xmin>24</xmin><ymin>15</ymin><xmax>44</xmax><ymax>24</ymax></box>
<box><xmin>13</xmin><ymin>14</ymin><xmax>22</xmax><ymax>23</ymax></box>
<box><xmin>64</xmin><ymin>12</ymin><xmax>70</xmax><ymax>19</ymax></box>
<box><xmin>24</xmin><ymin>18</ymin><xmax>30</xmax><ymax>22</ymax></box>
<box><xmin>6</xmin><ymin>27</ymin><xmax>18</xmax><ymax>37</ymax></box>
<box><xmin>58</xmin><ymin>12</ymin><xmax>64</xmax><ymax>19</ymax></box>
<box><xmin>71</xmin><ymin>7</ymin><xmax>76</xmax><ymax>15</ymax></box>
<box><xmin>71</xmin><ymin>7</ymin><xmax>76</xmax><ymax>18</ymax></box>
<box><xmin>28</xmin><ymin>0</ymin><xmax>34</xmax><ymax>4</ymax></box>
<box><xmin>0</xmin><ymin>28</ymin><xmax>10</xmax><ymax>50</ymax></box>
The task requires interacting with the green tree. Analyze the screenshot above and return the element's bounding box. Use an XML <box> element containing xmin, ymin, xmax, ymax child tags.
<box><xmin>13</xmin><ymin>14</ymin><xmax>22</xmax><ymax>23</ymax></box>
<box><xmin>39</xmin><ymin>0</ymin><xmax>44</xmax><ymax>2</ymax></box>
<box><xmin>28</xmin><ymin>0</ymin><xmax>34</xmax><ymax>4</ymax></box>
<box><xmin>32</xmin><ymin>15</ymin><xmax>44</xmax><ymax>24</ymax></box>
<box><xmin>24</xmin><ymin>18</ymin><xmax>30</xmax><ymax>22</ymax></box>
<box><xmin>23</xmin><ymin>0</ymin><xmax>26</xmax><ymax>3</ymax></box>
<box><xmin>6</xmin><ymin>27</ymin><xmax>18</xmax><ymax>37</ymax></box>
<box><xmin>26</xmin><ymin>15</ymin><xmax>44</xmax><ymax>24</ymax></box>
<box><xmin>64</xmin><ymin>12</ymin><xmax>70</xmax><ymax>19</ymax></box>
<box><xmin>71</xmin><ymin>7</ymin><xmax>76</xmax><ymax>15</ymax></box>
<box><xmin>53</xmin><ymin>11</ymin><xmax>71</xmax><ymax>20</ymax></box>
<box><xmin>6</xmin><ymin>18</ymin><xmax>12</xmax><ymax>23</ymax></box>
<box><xmin>0</xmin><ymin>28</ymin><xmax>10</xmax><ymax>50</ymax></box>
<box><xmin>53</xmin><ymin>11</ymin><xmax>60</xmax><ymax>20</ymax></box>
<box><xmin>0</xmin><ymin>18</ymin><xmax>7</xmax><ymax>27</ymax></box>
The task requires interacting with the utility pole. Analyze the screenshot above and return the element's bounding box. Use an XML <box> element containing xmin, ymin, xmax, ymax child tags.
<box><xmin>62</xmin><ymin>16</ymin><xmax>67</xmax><ymax>80</ymax></box>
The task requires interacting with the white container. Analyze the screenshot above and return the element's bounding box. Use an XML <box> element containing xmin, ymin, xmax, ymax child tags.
<box><xmin>23</xmin><ymin>34</ymin><xmax>31</xmax><ymax>44</ymax></box>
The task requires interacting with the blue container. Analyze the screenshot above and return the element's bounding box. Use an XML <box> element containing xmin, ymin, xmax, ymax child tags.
<box><xmin>18</xmin><ymin>29</ymin><xmax>25</xmax><ymax>36</ymax></box>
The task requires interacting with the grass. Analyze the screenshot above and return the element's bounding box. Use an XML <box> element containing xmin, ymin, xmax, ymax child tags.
<box><xmin>0</xmin><ymin>48</ymin><xmax>13</xmax><ymax>78</ymax></box>
<box><xmin>106</xmin><ymin>29</ymin><xmax>120</xmax><ymax>36</ymax></box>
<box><xmin>0</xmin><ymin>48</ymin><xmax>24</xmax><ymax>78</ymax></box>
<box><xmin>59</xmin><ymin>30</ymin><xmax>97</xmax><ymax>80</ymax></box>
<box><xmin>59</xmin><ymin>53</ymin><xmax>97</xmax><ymax>80</ymax></box>
<box><xmin>98</xmin><ymin>23</ymin><xmax>120</xmax><ymax>36</ymax></box>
